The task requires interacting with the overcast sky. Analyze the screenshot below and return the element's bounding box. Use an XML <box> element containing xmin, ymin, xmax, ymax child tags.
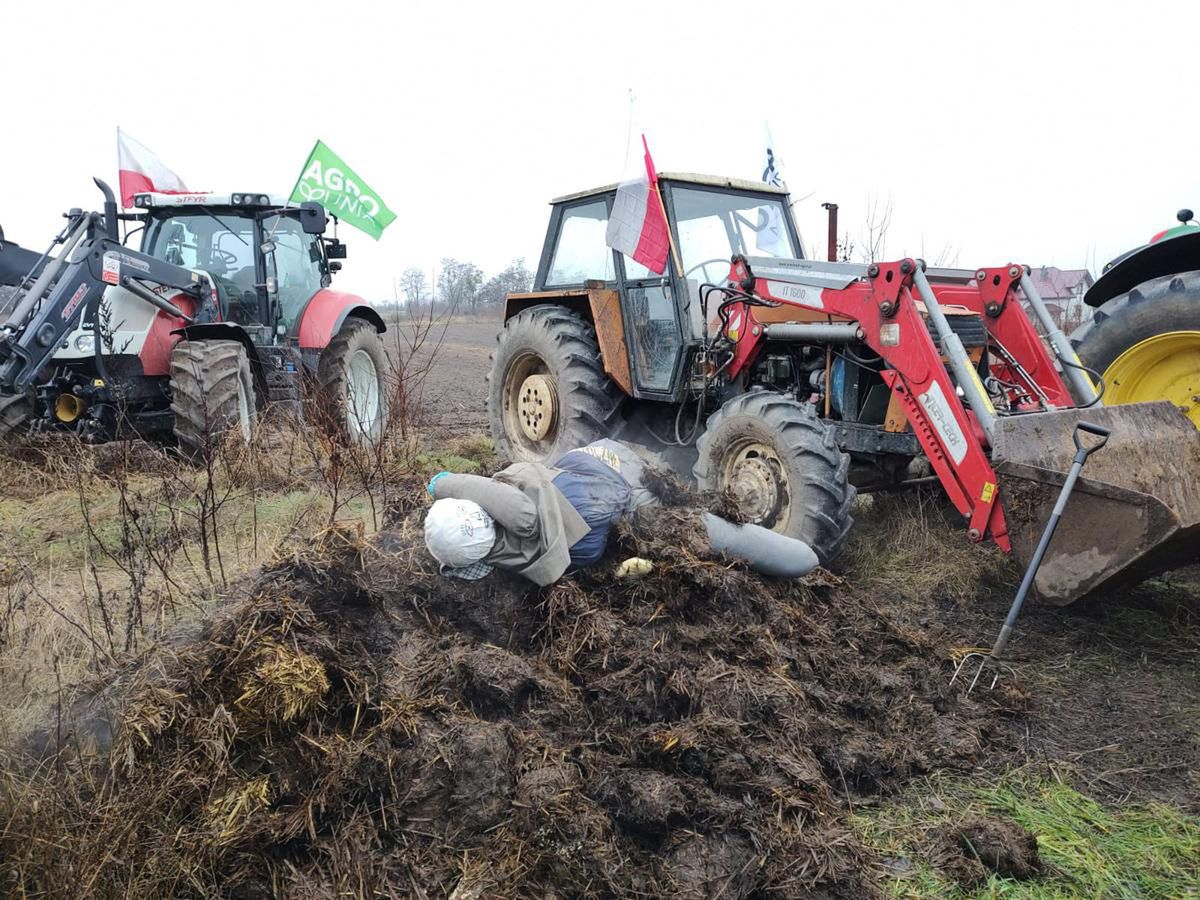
<box><xmin>3</xmin><ymin>0</ymin><xmax>1197</xmax><ymax>300</ymax></box>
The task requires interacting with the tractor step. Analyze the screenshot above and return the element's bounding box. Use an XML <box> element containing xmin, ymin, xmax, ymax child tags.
<box><xmin>260</xmin><ymin>346</ymin><xmax>304</xmax><ymax>415</ymax></box>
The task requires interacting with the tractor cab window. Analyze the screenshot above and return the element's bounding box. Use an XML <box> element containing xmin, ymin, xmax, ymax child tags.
<box><xmin>546</xmin><ymin>200</ymin><xmax>614</xmax><ymax>286</ymax></box>
<box><xmin>672</xmin><ymin>187</ymin><xmax>799</xmax><ymax>281</ymax></box>
<box><xmin>144</xmin><ymin>211</ymin><xmax>261</xmax><ymax>322</ymax></box>
<box><xmin>670</xmin><ymin>186</ymin><xmax>800</xmax><ymax>339</ymax></box>
<box><xmin>262</xmin><ymin>215</ymin><xmax>324</xmax><ymax>327</ymax></box>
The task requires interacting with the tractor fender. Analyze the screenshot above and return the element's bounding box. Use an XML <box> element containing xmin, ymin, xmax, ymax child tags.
<box><xmin>503</xmin><ymin>288</ymin><xmax>633</xmax><ymax>396</ymax></box>
<box><xmin>138</xmin><ymin>295</ymin><xmax>198</xmax><ymax>376</ymax></box>
<box><xmin>295</xmin><ymin>289</ymin><xmax>385</xmax><ymax>349</ymax></box>
<box><xmin>1086</xmin><ymin>230</ymin><xmax>1200</xmax><ymax>308</ymax></box>
<box><xmin>171</xmin><ymin>322</ymin><xmax>267</xmax><ymax>399</ymax></box>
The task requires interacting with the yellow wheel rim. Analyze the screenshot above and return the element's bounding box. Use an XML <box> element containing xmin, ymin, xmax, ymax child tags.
<box><xmin>1102</xmin><ymin>330</ymin><xmax>1200</xmax><ymax>428</ymax></box>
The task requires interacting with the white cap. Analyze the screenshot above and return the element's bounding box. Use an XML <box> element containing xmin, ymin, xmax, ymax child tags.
<box><xmin>423</xmin><ymin>498</ymin><xmax>496</xmax><ymax>579</ymax></box>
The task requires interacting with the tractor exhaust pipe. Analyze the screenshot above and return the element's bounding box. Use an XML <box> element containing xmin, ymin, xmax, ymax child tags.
<box><xmin>821</xmin><ymin>202</ymin><xmax>838</xmax><ymax>262</ymax></box>
<box><xmin>94</xmin><ymin>178</ymin><xmax>119</xmax><ymax>241</ymax></box>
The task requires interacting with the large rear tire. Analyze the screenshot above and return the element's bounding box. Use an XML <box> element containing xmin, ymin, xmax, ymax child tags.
<box><xmin>317</xmin><ymin>318</ymin><xmax>390</xmax><ymax>444</ymax></box>
<box><xmin>487</xmin><ymin>305</ymin><xmax>620</xmax><ymax>462</ymax></box>
<box><xmin>693</xmin><ymin>389</ymin><xmax>855</xmax><ymax>565</ymax></box>
<box><xmin>169</xmin><ymin>340</ymin><xmax>257</xmax><ymax>459</ymax></box>
<box><xmin>0</xmin><ymin>393</ymin><xmax>32</xmax><ymax>440</ymax></box>
<box><xmin>1071</xmin><ymin>271</ymin><xmax>1200</xmax><ymax>428</ymax></box>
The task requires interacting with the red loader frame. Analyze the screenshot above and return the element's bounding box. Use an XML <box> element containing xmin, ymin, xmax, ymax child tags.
<box><xmin>722</xmin><ymin>256</ymin><xmax>1078</xmax><ymax>552</ymax></box>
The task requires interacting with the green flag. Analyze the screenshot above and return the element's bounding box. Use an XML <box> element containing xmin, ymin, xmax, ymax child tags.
<box><xmin>289</xmin><ymin>140</ymin><xmax>396</xmax><ymax>240</ymax></box>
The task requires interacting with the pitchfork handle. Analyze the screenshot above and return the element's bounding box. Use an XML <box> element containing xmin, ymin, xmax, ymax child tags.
<box><xmin>991</xmin><ymin>423</ymin><xmax>1111</xmax><ymax>661</ymax></box>
<box><xmin>1073</xmin><ymin>421</ymin><xmax>1110</xmax><ymax>459</ymax></box>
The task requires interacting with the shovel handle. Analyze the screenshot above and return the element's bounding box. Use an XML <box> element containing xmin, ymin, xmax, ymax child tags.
<box><xmin>1073</xmin><ymin>421</ymin><xmax>1110</xmax><ymax>458</ymax></box>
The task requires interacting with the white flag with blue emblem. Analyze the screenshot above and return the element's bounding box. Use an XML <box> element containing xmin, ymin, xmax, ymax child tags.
<box><xmin>757</xmin><ymin>124</ymin><xmax>790</xmax><ymax>256</ymax></box>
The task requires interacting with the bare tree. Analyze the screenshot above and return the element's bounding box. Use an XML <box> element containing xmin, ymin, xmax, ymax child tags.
<box><xmin>860</xmin><ymin>194</ymin><xmax>893</xmax><ymax>263</ymax></box>
<box><xmin>397</xmin><ymin>267</ymin><xmax>428</xmax><ymax>317</ymax></box>
<box><xmin>476</xmin><ymin>258</ymin><xmax>533</xmax><ymax>309</ymax></box>
<box><xmin>437</xmin><ymin>258</ymin><xmax>483</xmax><ymax>315</ymax></box>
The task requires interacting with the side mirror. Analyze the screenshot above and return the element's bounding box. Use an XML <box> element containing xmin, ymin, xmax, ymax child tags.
<box><xmin>325</xmin><ymin>239</ymin><xmax>347</xmax><ymax>260</ymax></box>
<box><xmin>298</xmin><ymin>202</ymin><xmax>328</xmax><ymax>235</ymax></box>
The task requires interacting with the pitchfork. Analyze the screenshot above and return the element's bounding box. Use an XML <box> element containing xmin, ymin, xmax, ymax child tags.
<box><xmin>952</xmin><ymin>421</ymin><xmax>1111</xmax><ymax>693</ymax></box>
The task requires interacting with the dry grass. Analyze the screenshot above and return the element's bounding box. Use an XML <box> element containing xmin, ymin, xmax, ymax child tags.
<box><xmin>844</xmin><ymin>490</ymin><xmax>1019</xmax><ymax>607</ymax></box>
<box><xmin>0</xmin><ymin>412</ymin><xmax>496</xmax><ymax>742</ymax></box>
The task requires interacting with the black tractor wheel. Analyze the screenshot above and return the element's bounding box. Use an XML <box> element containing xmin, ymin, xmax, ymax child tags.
<box><xmin>317</xmin><ymin>318</ymin><xmax>390</xmax><ymax>444</ymax></box>
<box><xmin>0</xmin><ymin>393</ymin><xmax>32</xmax><ymax>440</ymax></box>
<box><xmin>1071</xmin><ymin>270</ymin><xmax>1200</xmax><ymax>427</ymax></box>
<box><xmin>169</xmin><ymin>340</ymin><xmax>257</xmax><ymax>459</ymax></box>
<box><xmin>487</xmin><ymin>305</ymin><xmax>620</xmax><ymax>462</ymax></box>
<box><xmin>693</xmin><ymin>389</ymin><xmax>855</xmax><ymax>565</ymax></box>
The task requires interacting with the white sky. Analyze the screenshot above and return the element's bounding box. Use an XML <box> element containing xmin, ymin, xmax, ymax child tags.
<box><xmin>3</xmin><ymin>0</ymin><xmax>1198</xmax><ymax>301</ymax></box>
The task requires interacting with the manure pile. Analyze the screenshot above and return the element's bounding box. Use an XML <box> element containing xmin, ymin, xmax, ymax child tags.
<box><xmin>0</xmin><ymin>506</ymin><xmax>1028</xmax><ymax>898</ymax></box>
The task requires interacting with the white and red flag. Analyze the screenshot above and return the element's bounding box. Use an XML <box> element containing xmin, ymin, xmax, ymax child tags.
<box><xmin>605</xmin><ymin>134</ymin><xmax>670</xmax><ymax>275</ymax></box>
<box><xmin>117</xmin><ymin>129</ymin><xmax>188</xmax><ymax>207</ymax></box>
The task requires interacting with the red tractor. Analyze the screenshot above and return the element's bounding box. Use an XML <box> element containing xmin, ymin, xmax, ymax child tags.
<box><xmin>0</xmin><ymin>179</ymin><xmax>388</xmax><ymax>453</ymax></box>
<box><xmin>488</xmin><ymin>174</ymin><xmax>1200</xmax><ymax>604</ymax></box>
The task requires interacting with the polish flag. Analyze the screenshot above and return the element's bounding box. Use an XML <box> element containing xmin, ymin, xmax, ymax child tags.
<box><xmin>117</xmin><ymin>129</ymin><xmax>188</xmax><ymax>207</ymax></box>
<box><xmin>605</xmin><ymin>134</ymin><xmax>670</xmax><ymax>275</ymax></box>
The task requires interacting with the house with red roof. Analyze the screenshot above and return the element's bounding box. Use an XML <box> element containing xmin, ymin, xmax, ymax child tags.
<box><xmin>1021</xmin><ymin>266</ymin><xmax>1094</xmax><ymax>330</ymax></box>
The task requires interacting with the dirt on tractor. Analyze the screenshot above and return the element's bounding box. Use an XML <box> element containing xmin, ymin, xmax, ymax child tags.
<box><xmin>1</xmin><ymin>478</ymin><xmax>1197</xmax><ymax>898</ymax></box>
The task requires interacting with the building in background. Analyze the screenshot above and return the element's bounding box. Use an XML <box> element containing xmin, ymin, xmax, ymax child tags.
<box><xmin>1021</xmin><ymin>266</ymin><xmax>1094</xmax><ymax>331</ymax></box>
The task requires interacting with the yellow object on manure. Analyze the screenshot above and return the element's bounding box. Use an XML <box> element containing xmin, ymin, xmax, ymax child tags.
<box><xmin>616</xmin><ymin>557</ymin><xmax>654</xmax><ymax>579</ymax></box>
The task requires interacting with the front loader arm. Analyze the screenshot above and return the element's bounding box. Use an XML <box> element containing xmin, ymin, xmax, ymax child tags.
<box><xmin>726</xmin><ymin>256</ymin><xmax>1009</xmax><ymax>549</ymax></box>
<box><xmin>0</xmin><ymin>227</ymin><xmax>213</xmax><ymax>392</ymax></box>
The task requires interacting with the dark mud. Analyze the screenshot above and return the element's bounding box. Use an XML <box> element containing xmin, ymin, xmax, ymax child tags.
<box><xmin>3</xmin><ymin>493</ymin><xmax>1197</xmax><ymax>898</ymax></box>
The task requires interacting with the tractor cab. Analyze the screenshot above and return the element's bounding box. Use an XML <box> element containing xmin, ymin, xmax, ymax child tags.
<box><xmin>522</xmin><ymin>174</ymin><xmax>802</xmax><ymax>400</ymax></box>
<box><xmin>133</xmin><ymin>192</ymin><xmax>343</xmax><ymax>343</ymax></box>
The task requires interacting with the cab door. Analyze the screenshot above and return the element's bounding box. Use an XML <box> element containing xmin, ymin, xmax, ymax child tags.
<box><xmin>262</xmin><ymin>214</ymin><xmax>325</xmax><ymax>331</ymax></box>
<box><xmin>615</xmin><ymin>252</ymin><xmax>685</xmax><ymax>398</ymax></box>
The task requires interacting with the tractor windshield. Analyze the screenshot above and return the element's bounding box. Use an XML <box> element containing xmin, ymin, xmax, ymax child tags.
<box><xmin>144</xmin><ymin>211</ymin><xmax>261</xmax><ymax>321</ymax></box>
<box><xmin>671</xmin><ymin>186</ymin><xmax>800</xmax><ymax>285</ymax></box>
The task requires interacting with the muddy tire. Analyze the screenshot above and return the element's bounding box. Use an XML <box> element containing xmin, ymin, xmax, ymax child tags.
<box><xmin>487</xmin><ymin>305</ymin><xmax>620</xmax><ymax>463</ymax></box>
<box><xmin>169</xmin><ymin>340</ymin><xmax>257</xmax><ymax>459</ymax></box>
<box><xmin>693</xmin><ymin>389</ymin><xmax>855</xmax><ymax>565</ymax></box>
<box><xmin>0</xmin><ymin>392</ymin><xmax>32</xmax><ymax>440</ymax></box>
<box><xmin>317</xmin><ymin>318</ymin><xmax>389</xmax><ymax>444</ymax></box>
<box><xmin>1071</xmin><ymin>270</ymin><xmax>1200</xmax><ymax>423</ymax></box>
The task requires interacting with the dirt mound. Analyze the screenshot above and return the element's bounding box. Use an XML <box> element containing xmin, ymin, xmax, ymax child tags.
<box><xmin>0</xmin><ymin>507</ymin><xmax>1029</xmax><ymax>898</ymax></box>
<box><xmin>941</xmin><ymin>815</ymin><xmax>1043</xmax><ymax>885</ymax></box>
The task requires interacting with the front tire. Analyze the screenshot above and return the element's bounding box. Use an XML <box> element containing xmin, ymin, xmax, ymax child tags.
<box><xmin>0</xmin><ymin>393</ymin><xmax>32</xmax><ymax>440</ymax></box>
<box><xmin>1071</xmin><ymin>270</ymin><xmax>1200</xmax><ymax>427</ymax></box>
<box><xmin>317</xmin><ymin>318</ymin><xmax>390</xmax><ymax>444</ymax></box>
<box><xmin>693</xmin><ymin>389</ymin><xmax>855</xmax><ymax>566</ymax></box>
<box><xmin>169</xmin><ymin>340</ymin><xmax>257</xmax><ymax>459</ymax></box>
<box><xmin>487</xmin><ymin>305</ymin><xmax>620</xmax><ymax>462</ymax></box>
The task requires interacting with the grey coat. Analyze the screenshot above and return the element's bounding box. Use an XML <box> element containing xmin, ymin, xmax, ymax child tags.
<box><xmin>432</xmin><ymin>462</ymin><xmax>588</xmax><ymax>586</ymax></box>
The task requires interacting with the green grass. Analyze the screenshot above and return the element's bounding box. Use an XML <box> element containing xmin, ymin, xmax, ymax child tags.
<box><xmin>855</xmin><ymin>770</ymin><xmax>1200</xmax><ymax>899</ymax></box>
<box><xmin>411</xmin><ymin>434</ymin><xmax>497</xmax><ymax>480</ymax></box>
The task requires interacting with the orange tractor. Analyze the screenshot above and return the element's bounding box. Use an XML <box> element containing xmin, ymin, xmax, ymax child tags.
<box><xmin>488</xmin><ymin>174</ymin><xmax>1200</xmax><ymax>604</ymax></box>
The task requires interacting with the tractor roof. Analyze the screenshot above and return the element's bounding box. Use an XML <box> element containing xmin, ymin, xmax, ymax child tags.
<box><xmin>551</xmin><ymin>172</ymin><xmax>789</xmax><ymax>205</ymax></box>
<box><xmin>131</xmin><ymin>191</ymin><xmax>289</xmax><ymax>210</ymax></box>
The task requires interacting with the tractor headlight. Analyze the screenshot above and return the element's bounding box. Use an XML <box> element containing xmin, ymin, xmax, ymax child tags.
<box><xmin>74</xmin><ymin>334</ymin><xmax>96</xmax><ymax>353</ymax></box>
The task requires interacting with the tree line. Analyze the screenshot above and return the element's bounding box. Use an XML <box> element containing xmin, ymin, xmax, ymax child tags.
<box><xmin>392</xmin><ymin>258</ymin><xmax>532</xmax><ymax>317</ymax></box>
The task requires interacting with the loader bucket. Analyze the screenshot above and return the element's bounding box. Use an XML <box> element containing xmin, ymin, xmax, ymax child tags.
<box><xmin>991</xmin><ymin>401</ymin><xmax>1200</xmax><ymax>605</ymax></box>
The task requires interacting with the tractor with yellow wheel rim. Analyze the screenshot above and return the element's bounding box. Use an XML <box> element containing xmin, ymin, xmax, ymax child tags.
<box><xmin>1072</xmin><ymin>209</ymin><xmax>1200</xmax><ymax>427</ymax></box>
